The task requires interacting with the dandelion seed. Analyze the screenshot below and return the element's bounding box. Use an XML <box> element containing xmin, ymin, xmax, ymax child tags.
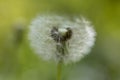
<box><xmin>28</xmin><ymin>15</ymin><xmax>96</xmax><ymax>64</ymax></box>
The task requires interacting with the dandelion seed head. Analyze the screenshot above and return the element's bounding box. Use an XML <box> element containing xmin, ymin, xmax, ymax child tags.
<box><xmin>28</xmin><ymin>15</ymin><xmax>96</xmax><ymax>64</ymax></box>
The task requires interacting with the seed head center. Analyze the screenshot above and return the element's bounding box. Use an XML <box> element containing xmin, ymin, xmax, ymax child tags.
<box><xmin>51</xmin><ymin>27</ymin><xmax>72</xmax><ymax>42</ymax></box>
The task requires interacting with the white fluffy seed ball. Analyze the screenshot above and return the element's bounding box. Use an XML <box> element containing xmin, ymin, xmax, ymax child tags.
<box><xmin>28</xmin><ymin>15</ymin><xmax>96</xmax><ymax>64</ymax></box>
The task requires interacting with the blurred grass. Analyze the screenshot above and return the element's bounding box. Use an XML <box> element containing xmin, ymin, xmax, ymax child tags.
<box><xmin>0</xmin><ymin>0</ymin><xmax>120</xmax><ymax>80</ymax></box>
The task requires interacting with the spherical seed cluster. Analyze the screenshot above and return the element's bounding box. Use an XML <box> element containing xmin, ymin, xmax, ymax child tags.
<box><xmin>28</xmin><ymin>15</ymin><xmax>96</xmax><ymax>64</ymax></box>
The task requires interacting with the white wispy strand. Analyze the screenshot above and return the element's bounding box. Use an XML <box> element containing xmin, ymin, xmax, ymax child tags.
<box><xmin>28</xmin><ymin>15</ymin><xmax>96</xmax><ymax>64</ymax></box>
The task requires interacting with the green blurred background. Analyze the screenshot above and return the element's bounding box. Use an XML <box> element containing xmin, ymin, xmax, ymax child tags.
<box><xmin>0</xmin><ymin>0</ymin><xmax>120</xmax><ymax>80</ymax></box>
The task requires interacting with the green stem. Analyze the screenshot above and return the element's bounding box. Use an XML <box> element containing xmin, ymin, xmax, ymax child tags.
<box><xmin>56</xmin><ymin>42</ymin><xmax>67</xmax><ymax>80</ymax></box>
<box><xmin>57</xmin><ymin>61</ymin><xmax>62</xmax><ymax>80</ymax></box>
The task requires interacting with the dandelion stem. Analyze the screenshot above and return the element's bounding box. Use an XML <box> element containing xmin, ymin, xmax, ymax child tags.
<box><xmin>57</xmin><ymin>60</ymin><xmax>62</xmax><ymax>80</ymax></box>
<box><xmin>56</xmin><ymin>42</ymin><xmax>66</xmax><ymax>80</ymax></box>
